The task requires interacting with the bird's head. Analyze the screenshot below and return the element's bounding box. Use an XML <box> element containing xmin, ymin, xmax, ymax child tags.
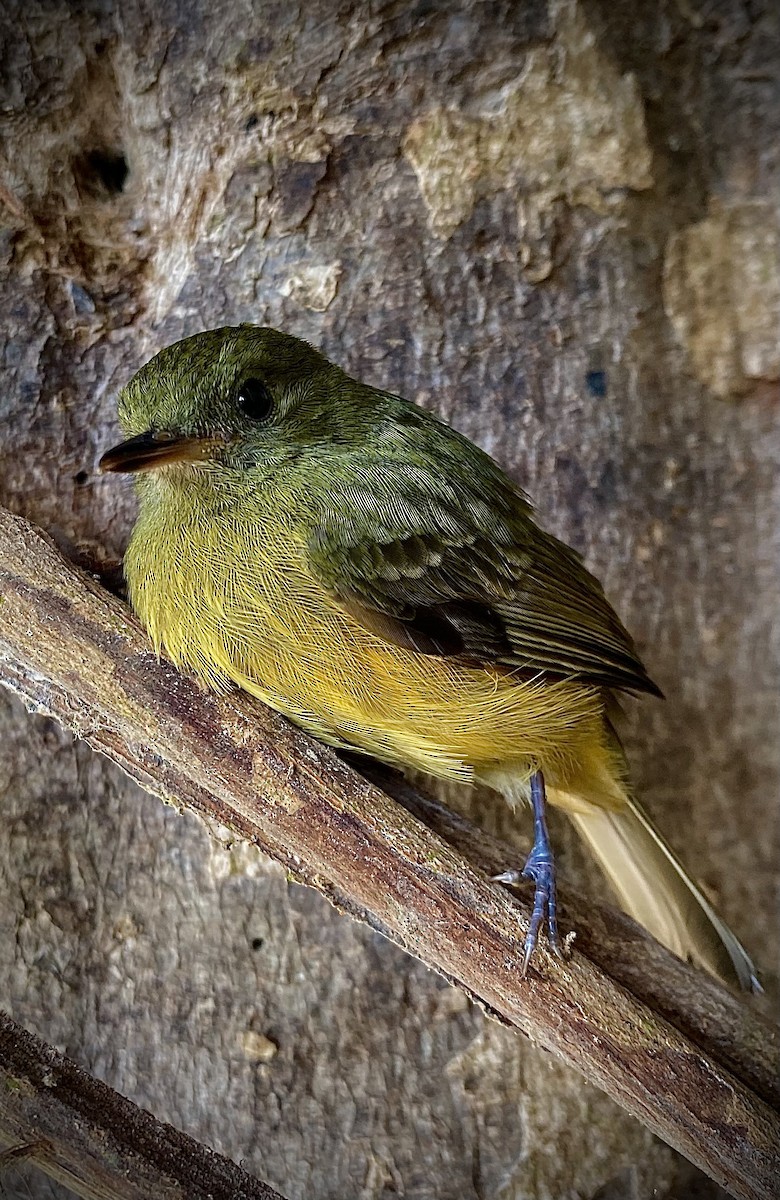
<box><xmin>100</xmin><ymin>325</ymin><xmax>360</xmax><ymax>481</ymax></box>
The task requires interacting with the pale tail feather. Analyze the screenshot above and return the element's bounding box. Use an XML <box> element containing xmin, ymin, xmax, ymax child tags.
<box><xmin>567</xmin><ymin>794</ymin><xmax>760</xmax><ymax>992</ymax></box>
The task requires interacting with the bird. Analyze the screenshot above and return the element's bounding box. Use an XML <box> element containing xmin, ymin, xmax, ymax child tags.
<box><xmin>99</xmin><ymin>323</ymin><xmax>759</xmax><ymax>991</ymax></box>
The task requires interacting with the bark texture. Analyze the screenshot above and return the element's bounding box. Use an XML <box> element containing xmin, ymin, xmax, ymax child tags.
<box><xmin>1</xmin><ymin>2</ymin><xmax>778</xmax><ymax>1199</ymax></box>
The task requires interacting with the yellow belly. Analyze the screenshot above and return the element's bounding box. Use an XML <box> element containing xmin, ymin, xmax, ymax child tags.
<box><xmin>125</xmin><ymin>488</ymin><xmax>626</xmax><ymax>808</ymax></box>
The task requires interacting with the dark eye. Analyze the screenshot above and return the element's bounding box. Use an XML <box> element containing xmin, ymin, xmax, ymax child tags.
<box><xmin>236</xmin><ymin>378</ymin><xmax>274</xmax><ymax>422</ymax></box>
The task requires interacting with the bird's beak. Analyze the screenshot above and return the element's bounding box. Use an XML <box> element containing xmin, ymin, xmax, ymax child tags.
<box><xmin>99</xmin><ymin>431</ymin><xmax>222</xmax><ymax>473</ymax></box>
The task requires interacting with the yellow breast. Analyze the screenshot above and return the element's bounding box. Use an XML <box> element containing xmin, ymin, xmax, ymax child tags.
<box><xmin>125</xmin><ymin>477</ymin><xmax>622</xmax><ymax>804</ymax></box>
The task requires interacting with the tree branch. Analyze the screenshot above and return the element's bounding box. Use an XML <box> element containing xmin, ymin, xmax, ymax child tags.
<box><xmin>0</xmin><ymin>1012</ymin><xmax>288</xmax><ymax>1200</ymax></box>
<box><xmin>0</xmin><ymin>506</ymin><xmax>777</xmax><ymax>1200</ymax></box>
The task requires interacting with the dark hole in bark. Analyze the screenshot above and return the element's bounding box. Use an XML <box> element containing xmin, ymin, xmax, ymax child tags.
<box><xmin>79</xmin><ymin>149</ymin><xmax>129</xmax><ymax>196</ymax></box>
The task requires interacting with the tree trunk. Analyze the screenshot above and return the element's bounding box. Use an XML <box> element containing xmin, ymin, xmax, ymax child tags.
<box><xmin>1</xmin><ymin>2</ymin><xmax>778</xmax><ymax>1198</ymax></box>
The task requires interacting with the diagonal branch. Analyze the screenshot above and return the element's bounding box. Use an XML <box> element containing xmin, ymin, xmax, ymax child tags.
<box><xmin>0</xmin><ymin>1011</ymin><xmax>288</xmax><ymax>1200</ymax></box>
<box><xmin>0</xmin><ymin>506</ymin><xmax>777</xmax><ymax>1200</ymax></box>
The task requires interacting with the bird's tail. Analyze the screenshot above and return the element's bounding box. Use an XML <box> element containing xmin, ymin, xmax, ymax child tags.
<box><xmin>565</xmin><ymin>793</ymin><xmax>760</xmax><ymax>991</ymax></box>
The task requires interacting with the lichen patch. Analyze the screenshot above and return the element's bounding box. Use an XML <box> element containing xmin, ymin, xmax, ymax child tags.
<box><xmin>402</xmin><ymin>0</ymin><xmax>652</xmax><ymax>250</ymax></box>
<box><xmin>278</xmin><ymin>261</ymin><xmax>343</xmax><ymax>311</ymax></box>
<box><xmin>663</xmin><ymin>201</ymin><xmax>780</xmax><ymax>398</ymax></box>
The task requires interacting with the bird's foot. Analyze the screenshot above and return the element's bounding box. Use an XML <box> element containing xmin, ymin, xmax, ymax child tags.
<box><xmin>493</xmin><ymin>769</ymin><xmax>563</xmax><ymax>975</ymax></box>
<box><xmin>520</xmin><ymin>843</ymin><xmax>562</xmax><ymax>974</ymax></box>
<box><xmin>494</xmin><ymin>850</ymin><xmax>562</xmax><ymax>974</ymax></box>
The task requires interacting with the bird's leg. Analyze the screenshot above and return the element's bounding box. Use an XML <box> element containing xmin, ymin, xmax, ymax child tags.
<box><xmin>493</xmin><ymin>769</ymin><xmax>562</xmax><ymax>974</ymax></box>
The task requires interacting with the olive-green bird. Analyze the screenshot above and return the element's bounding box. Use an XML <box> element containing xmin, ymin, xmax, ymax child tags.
<box><xmin>100</xmin><ymin>324</ymin><xmax>758</xmax><ymax>990</ymax></box>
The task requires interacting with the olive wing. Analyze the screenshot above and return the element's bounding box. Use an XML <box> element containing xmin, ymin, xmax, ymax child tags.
<box><xmin>307</xmin><ymin>454</ymin><xmax>660</xmax><ymax>696</ymax></box>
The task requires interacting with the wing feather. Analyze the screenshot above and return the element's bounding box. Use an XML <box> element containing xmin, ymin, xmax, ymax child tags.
<box><xmin>306</xmin><ymin>430</ymin><xmax>660</xmax><ymax>697</ymax></box>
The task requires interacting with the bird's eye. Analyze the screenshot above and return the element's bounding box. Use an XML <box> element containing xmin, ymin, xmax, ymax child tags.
<box><xmin>236</xmin><ymin>378</ymin><xmax>274</xmax><ymax>422</ymax></box>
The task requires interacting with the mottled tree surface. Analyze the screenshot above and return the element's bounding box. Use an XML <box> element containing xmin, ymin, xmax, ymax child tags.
<box><xmin>0</xmin><ymin>2</ymin><xmax>778</xmax><ymax>1199</ymax></box>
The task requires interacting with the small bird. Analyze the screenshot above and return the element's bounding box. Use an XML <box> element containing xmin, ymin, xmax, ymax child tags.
<box><xmin>100</xmin><ymin>324</ymin><xmax>758</xmax><ymax>990</ymax></box>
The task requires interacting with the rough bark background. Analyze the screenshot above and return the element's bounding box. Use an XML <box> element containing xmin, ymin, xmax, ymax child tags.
<box><xmin>1</xmin><ymin>2</ymin><xmax>778</xmax><ymax>1198</ymax></box>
